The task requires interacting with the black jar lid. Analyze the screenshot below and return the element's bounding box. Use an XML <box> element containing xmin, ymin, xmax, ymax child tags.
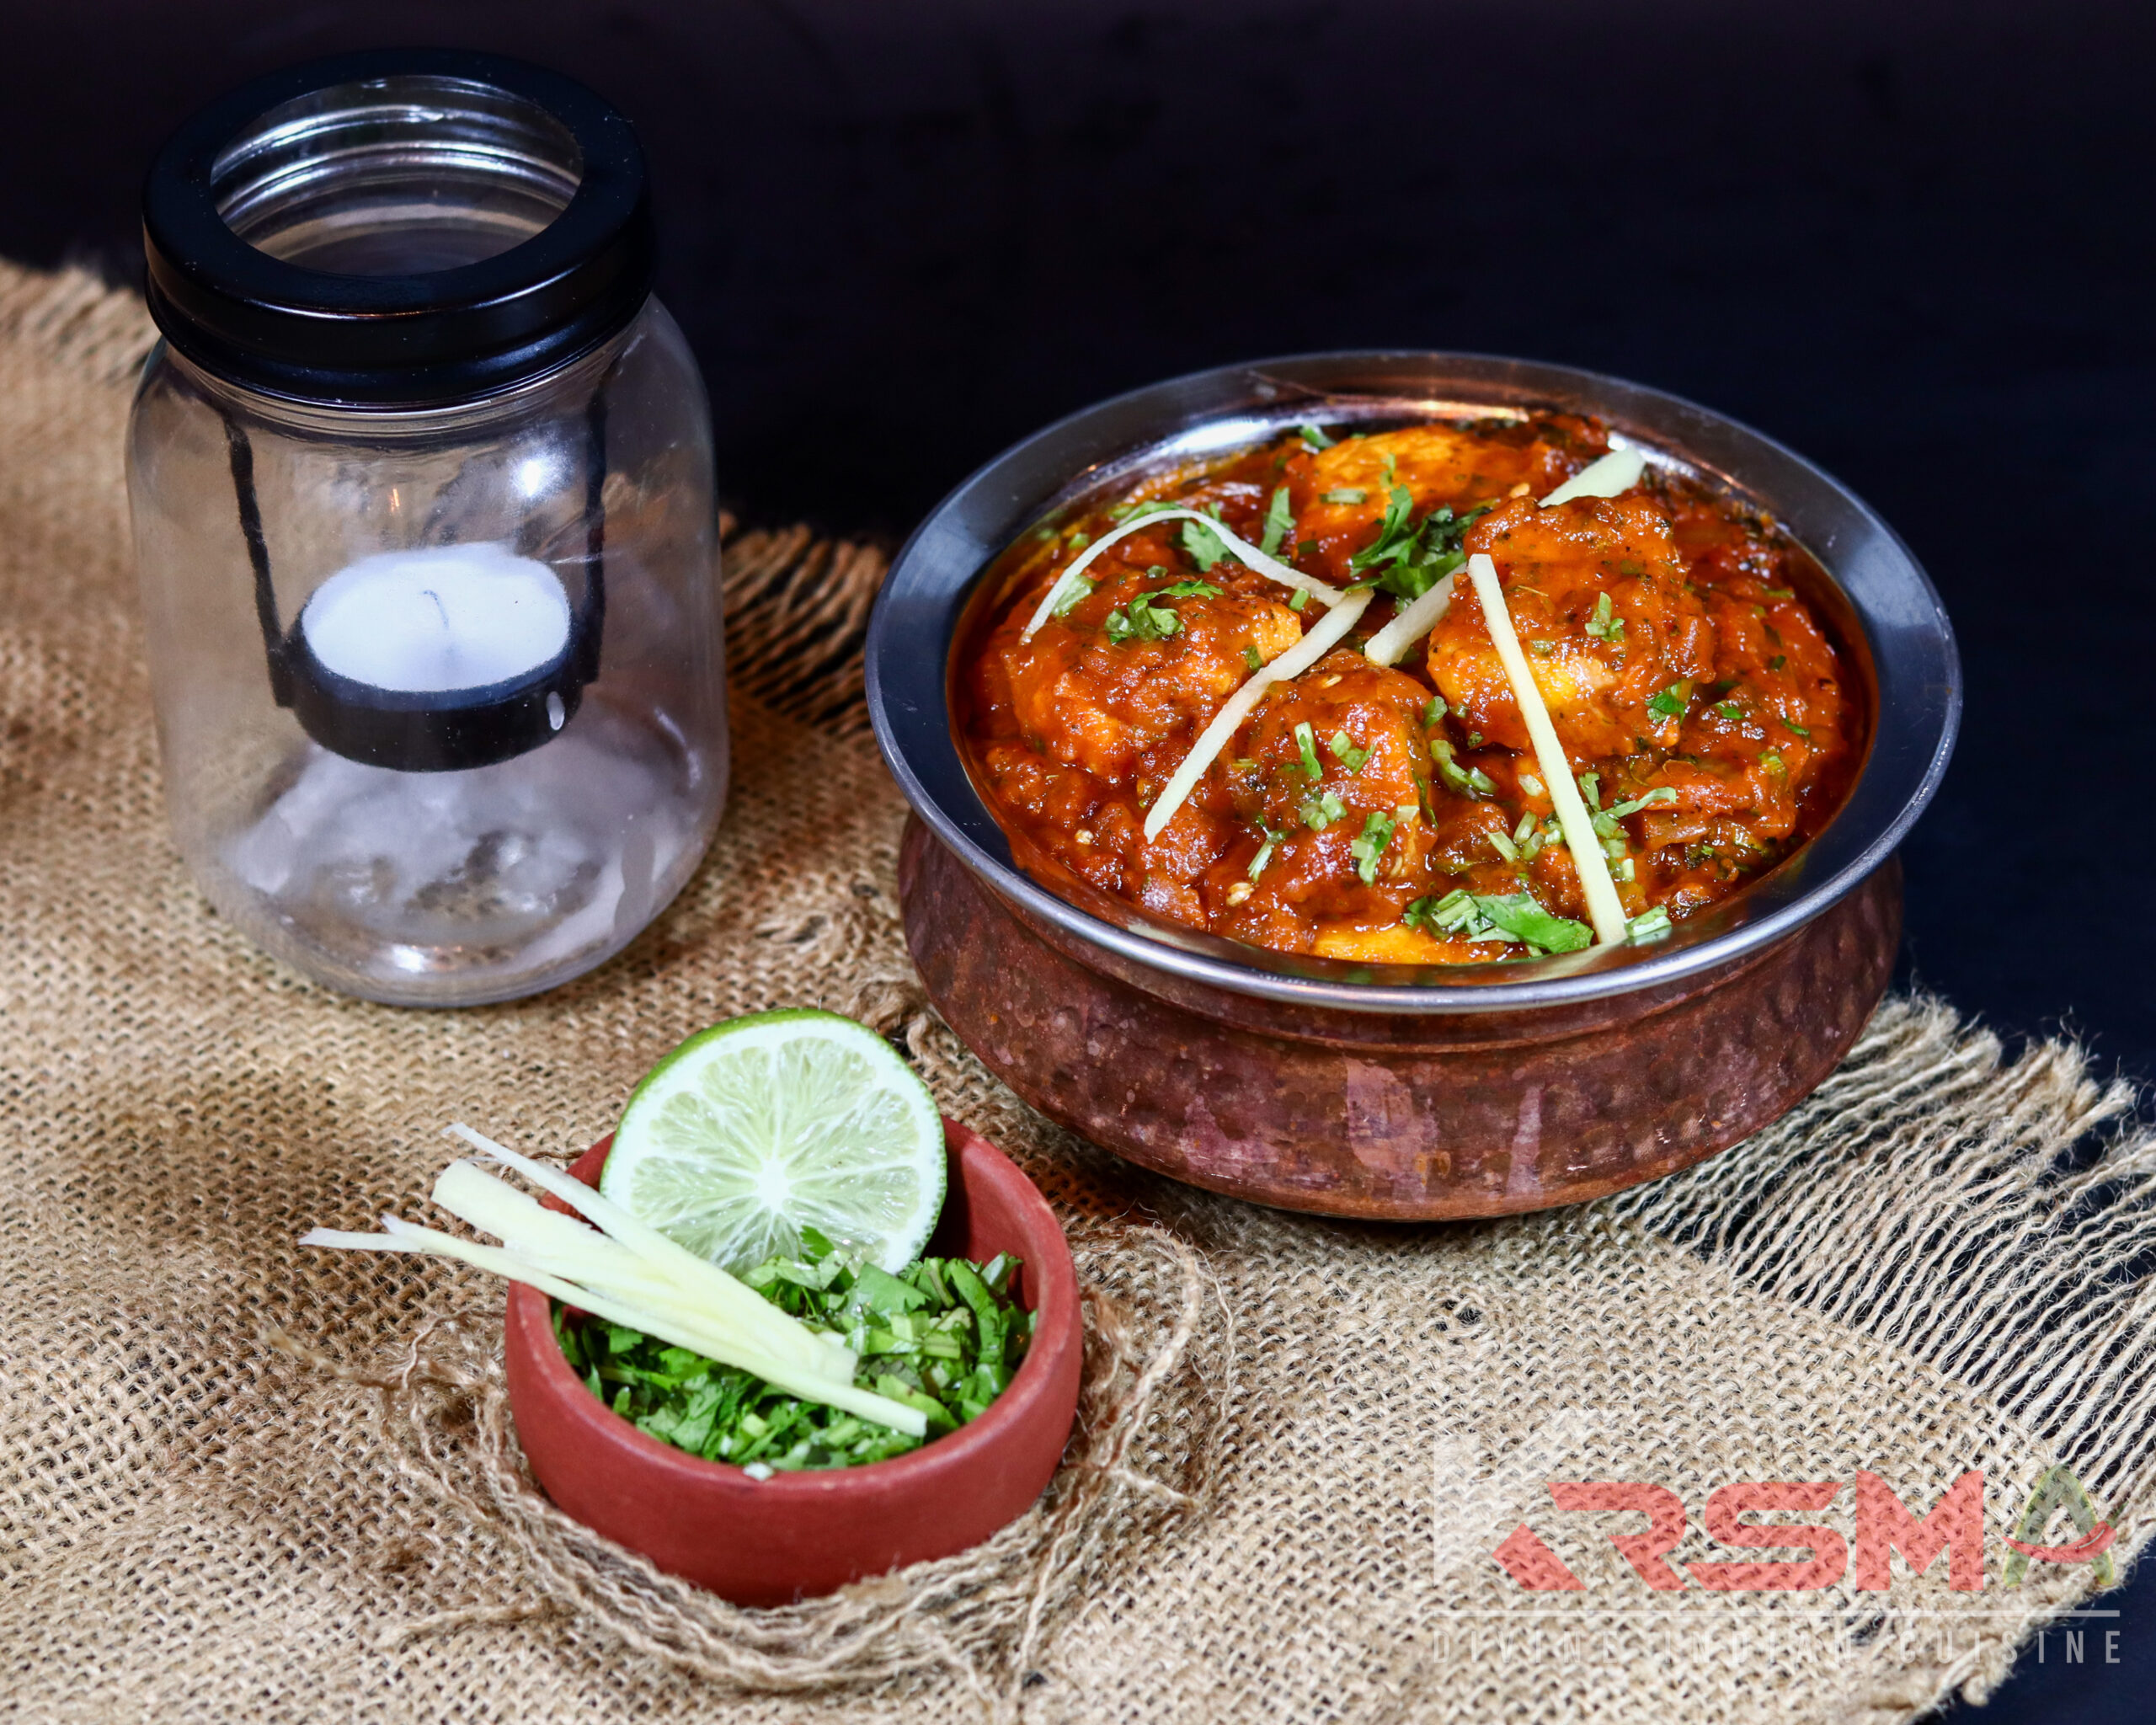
<box><xmin>141</xmin><ymin>48</ymin><xmax>655</xmax><ymax>408</ymax></box>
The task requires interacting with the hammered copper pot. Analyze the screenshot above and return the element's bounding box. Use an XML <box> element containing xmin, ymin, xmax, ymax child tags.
<box><xmin>867</xmin><ymin>352</ymin><xmax>1959</xmax><ymax>1220</ymax></box>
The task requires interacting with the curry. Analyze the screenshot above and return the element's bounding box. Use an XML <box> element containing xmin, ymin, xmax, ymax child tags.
<box><xmin>956</xmin><ymin>414</ymin><xmax>1860</xmax><ymax>965</ymax></box>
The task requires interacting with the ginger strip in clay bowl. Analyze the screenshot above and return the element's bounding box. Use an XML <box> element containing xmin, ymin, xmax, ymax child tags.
<box><xmin>867</xmin><ymin>352</ymin><xmax>1959</xmax><ymax>1220</ymax></box>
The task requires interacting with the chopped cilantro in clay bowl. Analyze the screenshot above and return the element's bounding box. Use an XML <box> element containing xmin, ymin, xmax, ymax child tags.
<box><xmin>503</xmin><ymin>1116</ymin><xmax>1081</xmax><ymax>1607</ymax></box>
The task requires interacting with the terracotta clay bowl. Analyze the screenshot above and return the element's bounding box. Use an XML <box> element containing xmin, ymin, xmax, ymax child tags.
<box><xmin>866</xmin><ymin>351</ymin><xmax>1960</xmax><ymax>1220</ymax></box>
<box><xmin>504</xmin><ymin>1117</ymin><xmax>1082</xmax><ymax>1606</ymax></box>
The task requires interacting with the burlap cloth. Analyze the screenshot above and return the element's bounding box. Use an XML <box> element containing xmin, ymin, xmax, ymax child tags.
<box><xmin>3</xmin><ymin>259</ymin><xmax>2152</xmax><ymax>1724</ymax></box>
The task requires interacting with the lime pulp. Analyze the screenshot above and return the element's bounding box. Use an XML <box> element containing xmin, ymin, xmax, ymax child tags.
<box><xmin>599</xmin><ymin>1009</ymin><xmax>946</xmax><ymax>1275</ymax></box>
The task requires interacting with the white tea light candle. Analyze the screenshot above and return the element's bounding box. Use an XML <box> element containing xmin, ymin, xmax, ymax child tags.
<box><xmin>300</xmin><ymin>543</ymin><xmax>573</xmax><ymax>693</ymax></box>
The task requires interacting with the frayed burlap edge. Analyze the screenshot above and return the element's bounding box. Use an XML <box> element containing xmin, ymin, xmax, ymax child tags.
<box><xmin>1600</xmin><ymin>993</ymin><xmax>2156</xmax><ymax>1715</ymax></box>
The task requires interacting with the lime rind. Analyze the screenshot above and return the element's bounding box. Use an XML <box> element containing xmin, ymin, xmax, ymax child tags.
<box><xmin>601</xmin><ymin>1010</ymin><xmax>946</xmax><ymax>1275</ymax></box>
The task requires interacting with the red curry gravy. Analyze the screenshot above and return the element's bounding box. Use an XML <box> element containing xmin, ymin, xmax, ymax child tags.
<box><xmin>956</xmin><ymin>414</ymin><xmax>1862</xmax><ymax>965</ymax></box>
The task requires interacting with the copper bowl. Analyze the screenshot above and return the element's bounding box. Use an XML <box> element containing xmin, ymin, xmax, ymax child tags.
<box><xmin>504</xmin><ymin>1118</ymin><xmax>1083</xmax><ymax>1605</ymax></box>
<box><xmin>866</xmin><ymin>352</ymin><xmax>1958</xmax><ymax>1219</ymax></box>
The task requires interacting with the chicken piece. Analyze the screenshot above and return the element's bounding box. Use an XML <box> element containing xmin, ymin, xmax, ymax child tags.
<box><xmin>1206</xmin><ymin>865</ymin><xmax>1321</xmax><ymax>953</ymax></box>
<box><xmin>1235</xmin><ymin>650</ymin><xmax>1430</xmax><ymax>825</ymax></box>
<box><xmin>1213</xmin><ymin>649</ymin><xmax>1442</xmax><ymax>921</ymax></box>
<box><xmin>1630</xmin><ymin>758</ymin><xmax>1766</xmax><ymax>852</ymax></box>
<box><xmin>1292</xmin><ymin>422</ymin><xmax>1598</xmax><ymax>585</ymax></box>
<box><xmin>995</xmin><ymin>547</ymin><xmax>1305</xmax><ymax>782</ymax></box>
<box><xmin>1426</xmin><ymin>492</ymin><xmax>1716</xmax><ymax>763</ymax></box>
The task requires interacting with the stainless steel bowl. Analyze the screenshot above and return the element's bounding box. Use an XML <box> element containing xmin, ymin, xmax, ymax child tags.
<box><xmin>869</xmin><ymin>350</ymin><xmax>1956</xmax><ymax>1011</ymax></box>
<box><xmin>865</xmin><ymin>352</ymin><xmax>1958</xmax><ymax>1218</ymax></box>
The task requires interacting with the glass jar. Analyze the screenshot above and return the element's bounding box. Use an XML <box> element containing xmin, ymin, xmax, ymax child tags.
<box><xmin>128</xmin><ymin>51</ymin><xmax>726</xmax><ymax>1006</ymax></box>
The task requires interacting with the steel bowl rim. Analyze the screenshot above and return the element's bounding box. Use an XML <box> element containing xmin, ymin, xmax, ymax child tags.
<box><xmin>866</xmin><ymin>348</ymin><xmax>1959</xmax><ymax>1017</ymax></box>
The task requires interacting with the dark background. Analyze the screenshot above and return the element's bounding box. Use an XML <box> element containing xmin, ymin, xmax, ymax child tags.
<box><xmin>8</xmin><ymin>1</ymin><xmax>2151</xmax><ymax>1713</ymax></box>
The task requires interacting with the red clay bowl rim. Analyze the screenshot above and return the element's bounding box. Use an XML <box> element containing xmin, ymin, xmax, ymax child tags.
<box><xmin>505</xmin><ymin>1119</ymin><xmax>1081</xmax><ymax>1496</ymax></box>
<box><xmin>863</xmin><ymin>348</ymin><xmax>1960</xmax><ymax>1016</ymax></box>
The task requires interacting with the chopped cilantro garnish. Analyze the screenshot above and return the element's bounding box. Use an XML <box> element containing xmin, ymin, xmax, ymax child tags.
<box><xmin>1714</xmin><ymin>701</ymin><xmax>1742</xmax><ymax>720</ymax></box>
<box><xmin>1352</xmin><ymin>498</ymin><xmax>1491</xmax><ymax>601</ymax></box>
<box><xmin>1607</xmin><ymin>785</ymin><xmax>1678</xmax><ymax>820</ymax></box>
<box><xmin>1349</xmin><ymin>809</ymin><xmax>1396</xmax><ymax>884</ymax></box>
<box><xmin>1404</xmin><ymin>888</ymin><xmax>1479</xmax><ymax>937</ymax></box>
<box><xmin>555</xmin><ymin>1233</ymin><xmax>1033</xmax><ymax>1469</ymax></box>
<box><xmin>1179</xmin><ymin>515</ymin><xmax>1229</xmax><ymax>571</ymax></box>
<box><xmin>1586</xmin><ymin>591</ymin><xmax>1625</xmax><ymax>645</ymax></box>
<box><xmin>1103</xmin><ymin>579</ymin><xmax>1220</xmax><ymax>644</ymax></box>
<box><xmin>1299</xmin><ymin>788</ymin><xmax>1347</xmax><ymax>830</ymax></box>
<box><xmin>1051</xmin><ymin>575</ymin><xmax>1095</xmax><ymax>617</ymax></box>
<box><xmin>1476</xmin><ymin>892</ymin><xmax>1593</xmax><ymax>953</ymax></box>
<box><xmin>1647</xmin><ymin>681</ymin><xmax>1693</xmax><ymax>721</ymax></box>
<box><xmin>1298</xmin><ymin>422</ymin><xmax>1336</xmax><ymax>451</ymax></box>
<box><xmin>1294</xmin><ymin>721</ymin><xmax>1323</xmax><ymax>780</ymax></box>
<box><xmin>1103</xmin><ymin>603</ymin><xmax>1169</xmax><ymax>645</ymax></box>
<box><xmin>1627</xmin><ymin>905</ymin><xmax>1674</xmax><ymax>943</ymax></box>
<box><xmin>1327</xmin><ymin>730</ymin><xmax>1369</xmax><ymax>773</ymax></box>
<box><xmin>1593</xmin><ymin>783</ymin><xmax>1677</xmax><ymax>838</ymax></box>
<box><xmin>1348</xmin><ymin>483</ymin><xmax>1412</xmax><ymax>561</ymax></box>
<box><xmin>1322</xmin><ymin>488</ymin><xmax>1368</xmax><ymax>505</ymax></box>
<box><xmin>1402</xmin><ymin>888</ymin><xmax>1588</xmax><ymax>953</ymax></box>
<box><xmin>1429</xmin><ymin>737</ymin><xmax>1496</xmax><ymax>798</ymax></box>
<box><xmin>1260</xmin><ymin>485</ymin><xmax>1295</xmax><ymax>557</ymax></box>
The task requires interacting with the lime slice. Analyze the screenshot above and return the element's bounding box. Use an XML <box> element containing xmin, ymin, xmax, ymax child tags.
<box><xmin>600</xmin><ymin>1009</ymin><xmax>946</xmax><ymax>1274</ymax></box>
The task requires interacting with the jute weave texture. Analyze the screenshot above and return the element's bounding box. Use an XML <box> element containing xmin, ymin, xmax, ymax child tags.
<box><xmin>1</xmin><ymin>260</ymin><xmax>2150</xmax><ymax>1723</ymax></box>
